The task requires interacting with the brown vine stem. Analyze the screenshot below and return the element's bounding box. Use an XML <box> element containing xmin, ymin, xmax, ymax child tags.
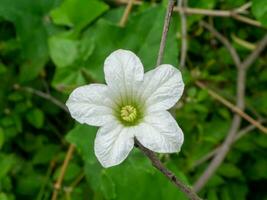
<box><xmin>17</xmin><ymin>85</ymin><xmax>69</xmax><ymax>113</ymax></box>
<box><xmin>51</xmin><ymin>144</ymin><xmax>76</xmax><ymax>200</ymax></box>
<box><xmin>178</xmin><ymin>0</ymin><xmax>188</xmax><ymax>69</ymax></box>
<box><xmin>132</xmin><ymin>1</ymin><xmax>202</xmax><ymax>199</ymax></box>
<box><xmin>116</xmin><ymin>0</ymin><xmax>262</xmax><ymax>28</ymax></box>
<box><xmin>135</xmin><ymin>139</ymin><xmax>202</xmax><ymax>200</ymax></box>
<box><xmin>22</xmin><ymin>86</ymin><xmax>78</xmax><ymax>200</ymax></box>
<box><xmin>193</xmin><ymin>22</ymin><xmax>267</xmax><ymax>192</ymax></box>
<box><xmin>199</xmin><ymin>21</ymin><xmax>241</xmax><ymax>69</ymax></box>
<box><xmin>119</xmin><ymin>0</ymin><xmax>136</xmax><ymax>27</ymax></box>
<box><xmin>195</xmin><ymin>81</ymin><xmax>267</xmax><ymax>134</ymax></box>
<box><xmin>157</xmin><ymin>0</ymin><xmax>175</xmax><ymax>66</ymax></box>
<box><xmin>20</xmin><ymin>86</ymin><xmax>77</xmax><ymax>196</ymax></box>
<box><xmin>193</xmin><ymin>62</ymin><xmax>246</xmax><ymax>193</ymax></box>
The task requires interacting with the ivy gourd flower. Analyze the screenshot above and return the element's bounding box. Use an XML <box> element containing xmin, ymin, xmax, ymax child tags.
<box><xmin>66</xmin><ymin>49</ymin><xmax>184</xmax><ymax>168</ymax></box>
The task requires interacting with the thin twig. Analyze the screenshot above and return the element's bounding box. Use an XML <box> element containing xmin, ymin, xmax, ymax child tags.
<box><xmin>233</xmin><ymin>2</ymin><xmax>251</xmax><ymax>14</ymax></box>
<box><xmin>195</xmin><ymin>81</ymin><xmax>267</xmax><ymax>134</ymax></box>
<box><xmin>19</xmin><ymin>86</ymin><xmax>69</xmax><ymax>113</ymax></box>
<box><xmin>37</xmin><ymin>159</ymin><xmax>57</xmax><ymax>200</ymax></box>
<box><xmin>200</xmin><ymin>21</ymin><xmax>241</xmax><ymax>68</ymax></box>
<box><xmin>51</xmin><ymin>144</ymin><xmax>76</xmax><ymax>200</ymax></box>
<box><xmin>64</xmin><ymin>171</ymin><xmax>85</xmax><ymax>198</ymax></box>
<box><xmin>173</xmin><ymin>7</ymin><xmax>262</xmax><ymax>28</ymax></box>
<box><xmin>116</xmin><ymin>0</ymin><xmax>142</xmax><ymax>5</ymax></box>
<box><xmin>231</xmin><ymin>13</ymin><xmax>262</xmax><ymax>28</ymax></box>
<box><xmin>193</xmin><ymin>66</ymin><xmax>246</xmax><ymax>192</ymax></box>
<box><xmin>116</xmin><ymin>0</ymin><xmax>263</xmax><ymax>28</ymax></box>
<box><xmin>242</xmin><ymin>33</ymin><xmax>267</xmax><ymax>70</ymax></box>
<box><xmin>193</xmin><ymin>27</ymin><xmax>267</xmax><ymax>193</ymax></box>
<box><xmin>157</xmin><ymin>0</ymin><xmax>176</xmax><ymax>66</ymax></box>
<box><xmin>119</xmin><ymin>0</ymin><xmax>135</xmax><ymax>27</ymax></box>
<box><xmin>178</xmin><ymin>0</ymin><xmax>188</xmax><ymax>69</ymax></box>
<box><xmin>135</xmin><ymin>139</ymin><xmax>202</xmax><ymax>200</ymax></box>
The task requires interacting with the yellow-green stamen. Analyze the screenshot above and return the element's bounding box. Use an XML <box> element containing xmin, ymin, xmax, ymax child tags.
<box><xmin>120</xmin><ymin>105</ymin><xmax>137</xmax><ymax>122</ymax></box>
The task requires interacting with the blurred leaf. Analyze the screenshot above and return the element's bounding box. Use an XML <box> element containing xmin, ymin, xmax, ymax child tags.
<box><xmin>32</xmin><ymin>144</ymin><xmax>59</xmax><ymax>164</ymax></box>
<box><xmin>52</xmin><ymin>5</ymin><xmax>179</xmax><ymax>90</ymax></box>
<box><xmin>0</xmin><ymin>154</ymin><xmax>16</xmax><ymax>180</ymax></box>
<box><xmin>66</xmin><ymin>124</ymin><xmax>188</xmax><ymax>200</ymax></box>
<box><xmin>218</xmin><ymin>163</ymin><xmax>242</xmax><ymax>178</ymax></box>
<box><xmin>0</xmin><ymin>128</ymin><xmax>4</xmax><ymax>149</ymax></box>
<box><xmin>50</xmin><ymin>0</ymin><xmax>108</xmax><ymax>32</ymax></box>
<box><xmin>26</xmin><ymin>108</ymin><xmax>44</xmax><ymax>129</ymax></box>
<box><xmin>252</xmin><ymin>0</ymin><xmax>267</xmax><ymax>27</ymax></box>
<box><xmin>0</xmin><ymin>193</ymin><xmax>8</xmax><ymax>200</ymax></box>
<box><xmin>16</xmin><ymin>173</ymin><xmax>43</xmax><ymax>196</ymax></box>
<box><xmin>49</xmin><ymin>36</ymin><xmax>79</xmax><ymax>67</ymax></box>
<box><xmin>101</xmin><ymin>171</ymin><xmax>116</xmax><ymax>199</ymax></box>
<box><xmin>0</xmin><ymin>0</ymin><xmax>57</xmax><ymax>81</ymax></box>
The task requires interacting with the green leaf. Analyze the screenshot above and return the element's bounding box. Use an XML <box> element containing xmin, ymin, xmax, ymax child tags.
<box><xmin>52</xmin><ymin>5</ymin><xmax>179</xmax><ymax>90</ymax></box>
<box><xmin>0</xmin><ymin>128</ymin><xmax>4</xmax><ymax>149</ymax></box>
<box><xmin>50</xmin><ymin>0</ymin><xmax>108</xmax><ymax>32</ymax></box>
<box><xmin>49</xmin><ymin>36</ymin><xmax>79</xmax><ymax>67</ymax></box>
<box><xmin>0</xmin><ymin>193</ymin><xmax>8</xmax><ymax>200</ymax></box>
<box><xmin>100</xmin><ymin>171</ymin><xmax>116</xmax><ymax>199</ymax></box>
<box><xmin>0</xmin><ymin>154</ymin><xmax>16</xmax><ymax>180</ymax></box>
<box><xmin>217</xmin><ymin>163</ymin><xmax>242</xmax><ymax>178</ymax></box>
<box><xmin>33</xmin><ymin>144</ymin><xmax>60</xmax><ymax>164</ymax></box>
<box><xmin>252</xmin><ymin>0</ymin><xmax>267</xmax><ymax>27</ymax></box>
<box><xmin>26</xmin><ymin>108</ymin><xmax>44</xmax><ymax>129</ymax></box>
<box><xmin>0</xmin><ymin>63</ymin><xmax>7</xmax><ymax>75</ymax></box>
<box><xmin>0</xmin><ymin>0</ymin><xmax>56</xmax><ymax>81</ymax></box>
<box><xmin>66</xmin><ymin>124</ymin><xmax>188</xmax><ymax>200</ymax></box>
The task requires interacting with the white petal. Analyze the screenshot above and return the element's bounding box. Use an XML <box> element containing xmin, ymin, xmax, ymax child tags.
<box><xmin>66</xmin><ymin>84</ymin><xmax>115</xmax><ymax>126</ymax></box>
<box><xmin>104</xmin><ymin>49</ymin><xmax>144</xmax><ymax>102</ymax></box>
<box><xmin>94</xmin><ymin>121</ymin><xmax>134</xmax><ymax>168</ymax></box>
<box><xmin>140</xmin><ymin>64</ymin><xmax>184</xmax><ymax>112</ymax></box>
<box><xmin>134</xmin><ymin>111</ymin><xmax>184</xmax><ymax>153</ymax></box>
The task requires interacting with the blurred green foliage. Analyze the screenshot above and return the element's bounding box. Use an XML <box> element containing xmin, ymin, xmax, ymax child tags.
<box><xmin>0</xmin><ymin>0</ymin><xmax>267</xmax><ymax>200</ymax></box>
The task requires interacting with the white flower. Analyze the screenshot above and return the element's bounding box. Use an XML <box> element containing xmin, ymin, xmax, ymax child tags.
<box><xmin>66</xmin><ymin>49</ymin><xmax>185</xmax><ymax>168</ymax></box>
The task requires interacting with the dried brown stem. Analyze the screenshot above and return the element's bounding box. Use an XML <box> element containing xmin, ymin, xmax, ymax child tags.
<box><xmin>21</xmin><ymin>86</ymin><xmax>69</xmax><ymax>113</ymax></box>
<box><xmin>157</xmin><ymin>0</ymin><xmax>175</xmax><ymax>66</ymax></box>
<box><xmin>200</xmin><ymin>21</ymin><xmax>241</xmax><ymax>69</ymax></box>
<box><xmin>51</xmin><ymin>144</ymin><xmax>76</xmax><ymax>200</ymax></box>
<box><xmin>116</xmin><ymin>0</ymin><xmax>262</xmax><ymax>28</ymax></box>
<box><xmin>193</xmin><ymin>25</ymin><xmax>267</xmax><ymax>192</ymax></box>
<box><xmin>178</xmin><ymin>0</ymin><xmax>188</xmax><ymax>69</ymax></box>
<box><xmin>194</xmin><ymin>66</ymin><xmax>246</xmax><ymax>192</ymax></box>
<box><xmin>242</xmin><ymin>33</ymin><xmax>267</xmax><ymax>70</ymax></box>
<box><xmin>173</xmin><ymin>7</ymin><xmax>262</xmax><ymax>28</ymax></box>
<box><xmin>195</xmin><ymin>81</ymin><xmax>267</xmax><ymax>134</ymax></box>
<box><xmin>135</xmin><ymin>139</ymin><xmax>202</xmax><ymax>200</ymax></box>
<box><xmin>119</xmin><ymin>0</ymin><xmax>136</xmax><ymax>27</ymax></box>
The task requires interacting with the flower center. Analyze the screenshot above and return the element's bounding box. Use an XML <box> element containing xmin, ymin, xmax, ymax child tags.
<box><xmin>120</xmin><ymin>105</ymin><xmax>137</xmax><ymax>122</ymax></box>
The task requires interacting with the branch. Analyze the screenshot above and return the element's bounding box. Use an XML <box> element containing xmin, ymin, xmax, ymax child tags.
<box><xmin>51</xmin><ymin>144</ymin><xmax>76</xmax><ymax>200</ymax></box>
<box><xmin>157</xmin><ymin>0</ymin><xmax>176</xmax><ymax>66</ymax></box>
<box><xmin>195</xmin><ymin>81</ymin><xmax>267</xmax><ymax>134</ymax></box>
<box><xmin>193</xmin><ymin>67</ymin><xmax>246</xmax><ymax>192</ymax></box>
<box><xmin>173</xmin><ymin>7</ymin><xmax>262</xmax><ymax>28</ymax></box>
<box><xmin>116</xmin><ymin>1</ymin><xmax>263</xmax><ymax>28</ymax></box>
<box><xmin>200</xmin><ymin>21</ymin><xmax>241</xmax><ymax>69</ymax></box>
<box><xmin>242</xmin><ymin>33</ymin><xmax>267</xmax><ymax>70</ymax></box>
<box><xmin>178</xmin><ymin>0</ymin><xmax>188</xmax><ymax>69</ymax></box>
<box><xmin>19</xmin><ymin>85</ymin><xmax>69</xmax><ymax>113</ymax></box>
<box><xmin>135</xmin><ymin>139</ymin><xmax>202</xmax><ymax>200</ymax></box>
<box><xmin>193</xmin><ymin>27</ymin><xmax>267</xmax><ymax>193</ymax></box>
